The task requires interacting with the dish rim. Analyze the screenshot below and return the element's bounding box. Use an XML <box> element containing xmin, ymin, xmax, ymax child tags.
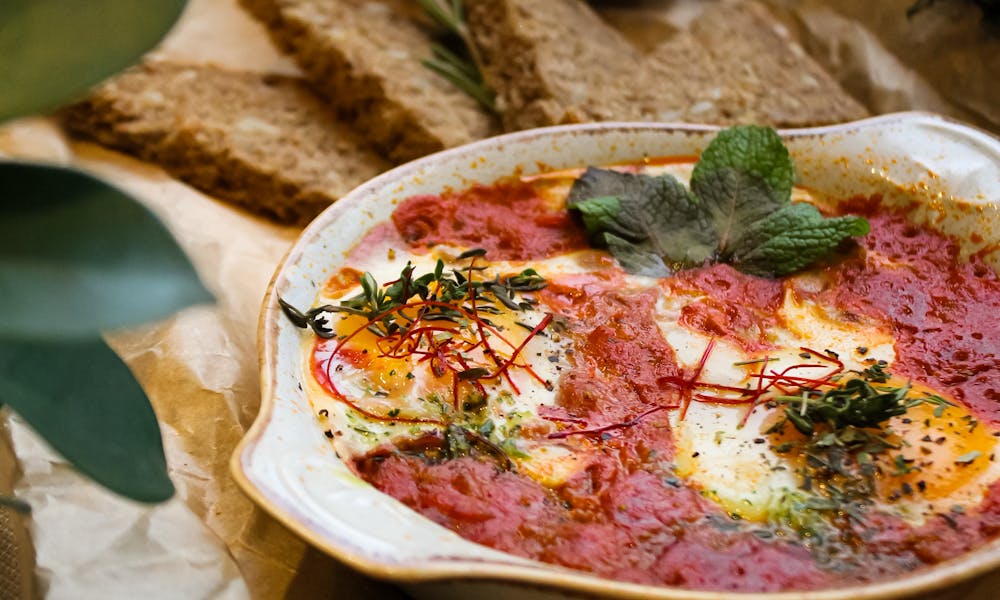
<box><xmin>232</xmin><ymin>111</ymin><xmax>1000</xmax><ymax>600</ymax></box>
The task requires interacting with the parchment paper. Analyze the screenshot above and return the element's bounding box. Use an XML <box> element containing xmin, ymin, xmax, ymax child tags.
<box><xmin>0</xmin><ymin>0</ymin><xmax>997</xmax><ymax>598</ymax></box>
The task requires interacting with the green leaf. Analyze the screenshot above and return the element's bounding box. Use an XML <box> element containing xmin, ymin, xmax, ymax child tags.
<box><xmin>604</xmin><ymin>233</ymin><xmax>669</xmax><ymax>278</ymax></box>
<box><xmin>692</xmin><ymin>167</ymin><xmax>785</xmax><ymax>254</ymax></box>
<box><xmin>568</xmin><ymin>168</ymin><xmax>716</xmax><ymax>271</ymax></box>
<box><xmin>691</xmin><ymin>125</ymin><xmax>795</xmax><ymax>204</ymax></box>
<box><xmin>0</xmin><ymin>0</ymin><xmax>187</xmax><ymax>121</ymax></box>
<box><xmin>0</xmin><ymin>337</ymin><xmax>173</xmax><ymax>502</ymax></box>
<box><xmin>0</xmin><ymin>163</ymin><xmax>212</xmax><ymax>340</ymax></box>
<box><xmin>571</xmin><ymin>196</ymin><xmax>626</xmax><ymax>244</ymax></box>
<box><xmin>567</xmin><ymin>128</ymin><xmax>869</xmax><ymax>279</ymax></box>
<box><xmin>728</xmin><ymin>203</ymin><xmax>870</xmax><ymax>277</ymax></box>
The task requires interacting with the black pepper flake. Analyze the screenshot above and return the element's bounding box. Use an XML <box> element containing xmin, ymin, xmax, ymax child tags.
<box><xmin>901</xmin><ymin>482</ymin><xmax>913</xmax><ymax>495</ymax></box>
<box><xmin>324</xmin><ymin>430</ymin><xmax>334</xmax><ymax>438</ymax></box>
<box><xmin>856</xmin><ymin>346</ymin><xmax>868</xmax><ymax>355</ymax></box>
<box><xmin>902</xmin><ymin>418</ymin><xmax>912</xmax><ymax>424</ymax></box>
<box><xmin>935</xmin><ymin>437</ymin><xmax>946</xmax><ymax>445</ymax></box>
<box><xmin>917</xmin><ymin>480</ymin><xmax>927</xmax><ymax>493</ymax></box>
<box><xmin>318</xmin><ymin>409</ymin><xmax>329</xmax><ymax>417</ymax></box>
<box><xmin>921</xmin><ymin>435</ymin><xmax>932</xmax><ymax>442</ymax></box>
<box><xmin>753</xmin><ymin>438</ymin><xmax>765</xmax><ymax>444</ymax></box>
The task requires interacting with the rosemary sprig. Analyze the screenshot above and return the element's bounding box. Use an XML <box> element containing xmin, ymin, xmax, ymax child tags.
<box><xmin>414</xmin><ymin>0</ymin><xmax>498</xmax><ymax>113</ymax></box>
<box><xmin>416</xmin><ymin>0</ymin><xmax>464</xmax><ymax>36</ymax></box>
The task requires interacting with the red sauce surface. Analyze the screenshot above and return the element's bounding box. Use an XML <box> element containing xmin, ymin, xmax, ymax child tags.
<box><xmin>392</xmin><ymin>182</ymin><xmax>588</xmax><ymax>261</ymax></box>
<box><xmin>541</xmin><ymin>281</ymin><xmax>682</xmax><ymax>424</ymax></box>
<box><xmin>346</xmin><ymin>187</ymin><xmax>1000</xmax><ymax>592</ymax></box>
<box><xmin>814</xmin><ymin>201</ymin><xmax>1000</xmax><ymax>425</ymax></box>
<box><xmin>669</xmin><ymin>263</ymin><xmax>785</xmax><ymax>352</ymax></box>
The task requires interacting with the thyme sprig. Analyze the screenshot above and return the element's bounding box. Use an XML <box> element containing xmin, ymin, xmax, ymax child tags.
<box><xmin>335</xmin><ymin>254</ymin><xmax>546</xmax><ymax>339</ymax></box>
<box><xmin>415</xmin><ymin>0</ymin><xmax>497</xmax><ymax>112</ymax></box>
<box><xmin>281</xmin><ymin>251</ymin><xmax>546</xmax><ymax>341</ymax></box>
<box><xmin>282</xmin><ymin>249</ymin><xmax>552</xmax><ymax>424</ymax></box>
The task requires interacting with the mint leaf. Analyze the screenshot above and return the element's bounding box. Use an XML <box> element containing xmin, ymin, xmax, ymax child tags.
<box><xmin>571</xmin><ymin>196</ymin><xmax>629</xmax><ymax>244</ymax></box>
<box><xmin>691</xmin><ymin>125</ymin><xmax>795</xmax><ymax>203</ymax></box>
<box><xmin>604</xmin><ymin>232</ymin><xmax>669</xmax><ymax>277</ymax></box>
<box><xmin>692</xmin><ymin>168</ymin><xmax>785</xmax><ymax>254</ymax></box>
<box><xmin>728</xmin><ymin>203</ymin><xmax>870</xmax><ymax>277</ymax></box>
<box><xmin>566</xmin><ymin>127</ymin><xmax>868</xmax><ymax>278</ymax></box>
<box><xmin>568</xmin><ymin>168</ymin><xmax>715</xmax><ymax>272</ymax></box>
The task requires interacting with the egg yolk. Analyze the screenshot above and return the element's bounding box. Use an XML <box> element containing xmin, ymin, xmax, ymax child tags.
<box><xmin>879</xmin><ymin>399</ymin><xmax>997</xmax><ymax>503</ymax></box>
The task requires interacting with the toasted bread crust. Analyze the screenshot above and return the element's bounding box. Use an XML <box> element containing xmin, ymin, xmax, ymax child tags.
<box><xmin>61</xmin><ymin>61</ymin><xmax>390</xmax><ymax>224</ymax></box>
<box><xmin>241</xmin><ymin>0</ymin><xmax>498</xmax><ymax>162</ymax></box>
<box><xmin>467</xmin><ymin>0</ymin><xmax>869</xmax><ymax>130</ymax></box>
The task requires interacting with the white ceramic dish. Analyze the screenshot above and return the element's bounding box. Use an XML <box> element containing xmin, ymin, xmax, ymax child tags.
<box><xmin>233</xmin><ymin>113</ymin><xmax>1000</xmax><ymax>600</ymax></box>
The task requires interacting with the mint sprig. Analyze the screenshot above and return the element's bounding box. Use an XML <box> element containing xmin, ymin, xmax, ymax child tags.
<box><xmin>568</xmin><ymin>126</ymin><xmax>869</xmax><ymax>278</ymax></box>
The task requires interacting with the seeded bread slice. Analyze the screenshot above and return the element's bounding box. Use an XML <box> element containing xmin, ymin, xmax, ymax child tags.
<box><xmin>465</xmin><ymin>0</ymin><xmax>644</xmax><ymax>131</ymax></box>
<box><xmin>240</xmin><ymin>0</ymin><xmax>498</xmax><ymax>163</ymax></box>
<box><xmin>677</xmin><ymin>1</ymin><xmax>870</xmax><ymax>127</ymax></box>
<box><xmin>61</xmin><ymin>61</ymin><xmax>390</xmax><ymax>224</ymax></box>
<box><xmin>467</xmin><ymin>0</ymin><xmax>868</xmax><ymax>129</ymax></box>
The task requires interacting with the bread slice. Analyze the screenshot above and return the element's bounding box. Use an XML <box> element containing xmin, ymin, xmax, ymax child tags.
<box><xmin>240</xmin><ymin>0</ymin><xmax>498</xmax><ymax>163</ymax></box>
<box><xmin>677</xmin><ymin>1</ymin><xmax>870</xmax><ymax>127</ymax></box>
<box><xmin>467</xmin><ymin>0</ymin><xmax>868</xmax><ymax>129</ymax></box>
<box><xmin>61</xmin><ymin>61</ymin><xmax>390</xmax><ymax>224</ymax></box>
<box><xmin>465</xmin><ymin>0</ymin><xmax>644</xmax><ymax>130</ymax></box>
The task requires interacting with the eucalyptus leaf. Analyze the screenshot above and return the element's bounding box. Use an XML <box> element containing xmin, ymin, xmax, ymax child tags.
<box><xmin>0</xmin><ymin>163</ymin><xmax>213</xmax><ymax>340</ymax></box>
<box><xmin>0</xmin><ymin>337</ymin><xmax>173</xmax><ymax>502</ymax></box>
<box><xmin>0</xmin><ymin>0</ymin><xmax>187</xmax><ymax>121</ymax></box>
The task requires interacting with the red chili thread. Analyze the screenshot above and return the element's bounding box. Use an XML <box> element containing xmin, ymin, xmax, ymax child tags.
<box><xmin>547</xmin><ymin>405</ymin><xmax>669</xmax><ymax>440</ymax></box>
<box><xmin>320</xmin><ymin>279</ymin><xmax>552</xmax><ymax>418</ymax></box>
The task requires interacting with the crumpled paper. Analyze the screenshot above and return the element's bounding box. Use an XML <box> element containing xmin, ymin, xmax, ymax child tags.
<box><xmin>0</xmin><ymin>0</ymin><xmax>997</xmax><ymax>598</ymax></box>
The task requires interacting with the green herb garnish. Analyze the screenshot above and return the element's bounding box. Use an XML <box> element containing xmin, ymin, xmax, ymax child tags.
<box><xmin>955</xmin><ymin>450</ymin><xmax>982</xmax><ymax>465</ymax></box>
<box><xmin>415</xmin><ymin>0</ymin><xmax>497</xmax><ymax>113</ymax></box>
<box><xmin>567</xmin><ymin>126</ymin><xmax>870</xmax><ymax>278</ymax></box>
<box><xmin>767</xmin><ymin>364</ymin><xmax>956</xmax><ymax>517</ymax></box>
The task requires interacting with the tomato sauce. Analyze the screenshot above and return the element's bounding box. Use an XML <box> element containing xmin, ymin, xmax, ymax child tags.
<box><xmin>352</xmin><ymin>185</ymin><xmax>1000</xmax><ymax>592</ymax></box>
<box><xmin>669</xmin><ymin>263</ymin><xmax>785</xmax><ymax>352</ymax></box>
<box><xmin>392</xmin><ymin>182</ymin><xmax>588</xmax><ymax>260</ymax></box>
<box><xmin>815</xmin><ymin>200</ymin><xmax>1000</xmax><ymax>425</ymax></box>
